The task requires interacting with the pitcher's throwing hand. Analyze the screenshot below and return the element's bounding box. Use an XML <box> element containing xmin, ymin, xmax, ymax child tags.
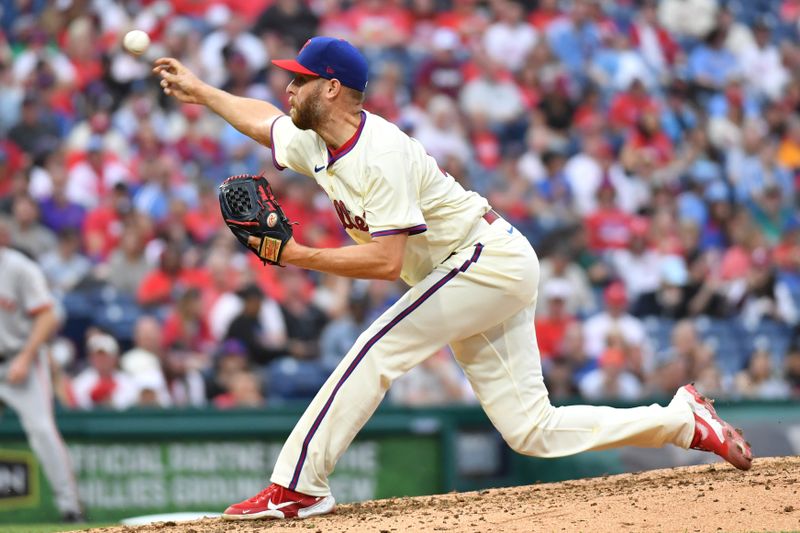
<box><xmin>152</xmin><ymin>58</ymin><xmax>206</xmax><ymax>104</ymax></box>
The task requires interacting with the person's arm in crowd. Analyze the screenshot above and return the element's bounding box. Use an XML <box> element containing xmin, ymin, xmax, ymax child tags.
<box><xmin>7</xmin><ymin>306</ymin><xmax>58</xmax><ymax>385</ymax></box>
<box><xmin>153</xmin><ymin>58</ymin><xmax>284</xmax><ymax>147</ymax></box>
<box><xmin>688</xmin><ymin>276</ymin><xmax>722</xmax><ymax>317</ymax></box>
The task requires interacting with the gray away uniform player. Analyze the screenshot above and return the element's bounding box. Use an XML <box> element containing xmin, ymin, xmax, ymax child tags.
<box><xmin>0</xmin><ymin>241</ymin><xmax>82</xmax><ymax>521</ymax></box>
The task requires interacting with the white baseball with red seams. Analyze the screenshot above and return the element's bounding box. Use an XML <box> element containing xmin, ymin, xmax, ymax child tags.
<box><xmin>123</xmin><ymin>30</ymin><xmax>150</xmax><ymax>55</ymax></box>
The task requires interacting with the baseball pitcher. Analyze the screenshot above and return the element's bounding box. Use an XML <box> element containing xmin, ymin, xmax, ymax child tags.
<box><xmin>154</xmin><ymin>37</ymin><xmax>751</xmax><ymax>521</ymax></box>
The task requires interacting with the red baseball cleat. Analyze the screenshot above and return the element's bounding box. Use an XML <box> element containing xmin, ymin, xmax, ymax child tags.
<box><xmin>222</xmin><ymin>483</ymin><xmax>335</xmax><ymax>520</ymax></box>
<box><xmin>673</xmin><ymin>383</ymin><xmax>753</xmax><ymax>471</ymax></box>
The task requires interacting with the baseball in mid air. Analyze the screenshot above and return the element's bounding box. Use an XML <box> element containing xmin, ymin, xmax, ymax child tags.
<box><xmin>123</xmin><ymin>30</ymin><xmax>150</xmax><ymax>56</ymax></box>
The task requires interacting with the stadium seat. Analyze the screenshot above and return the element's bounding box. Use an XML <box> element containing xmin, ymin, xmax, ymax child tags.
<box><xmin>266</xmin><ymin>357</ymin><xmax>331</xmax><ymax>403</ymax></box>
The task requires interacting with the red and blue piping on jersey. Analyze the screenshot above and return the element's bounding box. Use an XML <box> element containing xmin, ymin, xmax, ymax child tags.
<box><xmin>270</xmin><ymin>112</ymin><xmax>367</xmax><ymax>172</ymax></box>
<box><xmin>287</xmin><ymin>242</ymin><xmax>484</xmax><ymax>491</ymax></box>
<box><xmin>324</xmin><ymin>110</ymin><xmax>366</xmax><ymax>168</ymax></box>
<box><xmin>370</xmin><ymin>224</ymin><xmax>427</xmax><ymax>238</ymax></box>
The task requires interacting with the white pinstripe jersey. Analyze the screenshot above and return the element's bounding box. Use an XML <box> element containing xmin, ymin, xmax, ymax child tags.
<box><xmin>270</xmin><ymin>110</ymin><xmax>490</xmax><ymax>285</ymax></box>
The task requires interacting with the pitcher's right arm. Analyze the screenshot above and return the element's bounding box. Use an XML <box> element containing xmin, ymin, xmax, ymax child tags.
<box><xmin>153</xmin><ymin>57</ymin><xmax>284</xmax><ymax>147</ymax></box>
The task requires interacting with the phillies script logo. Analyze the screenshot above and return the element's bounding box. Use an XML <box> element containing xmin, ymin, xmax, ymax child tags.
<box><xmin>333</xmin><ymin>200</ymin><xmax>369</xmax><ymax>232</ymax></box>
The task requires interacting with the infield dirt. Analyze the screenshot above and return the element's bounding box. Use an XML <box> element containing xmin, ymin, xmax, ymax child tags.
<box><xmin>86</xmin><ymin>456</ymin><xmax>799</xmax><ymax>533</ymax></box>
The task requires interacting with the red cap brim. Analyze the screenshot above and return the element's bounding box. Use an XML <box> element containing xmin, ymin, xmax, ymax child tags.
<box><xmin>271</xmin><ymin>59</ymin><xmax>318</xmax><ymax>77</ymax></box>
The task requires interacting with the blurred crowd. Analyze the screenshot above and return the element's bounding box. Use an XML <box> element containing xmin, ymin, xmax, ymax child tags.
<box><xmin>2</xmin><ymin>0</ymin><xmax>800</xmax><ymax>411</ymax></box>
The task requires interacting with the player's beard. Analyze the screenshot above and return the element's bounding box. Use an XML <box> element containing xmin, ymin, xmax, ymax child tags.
<box><xmin>291</xmin><ymin>84</ymin><xmax>326</xmax><ymax>131</ymax></box>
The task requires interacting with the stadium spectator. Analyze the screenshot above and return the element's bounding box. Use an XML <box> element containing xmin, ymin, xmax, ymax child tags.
<box><xmin>8</xmin><ymin>94</ymin><xmax>60</xmax><ymax>158</ymax></box>
<box><xmin>35</xmin><ymin>153</ymin><xmax>86</xmax><ymax>234</ymax></box>
<box><xmin>545</xmin><ymin>0</ymin><xmax>603</xmax><ymax>79</ymax></box>
<box><xmin>66</xmin><ymin>135</ymin><xmax>133</xmax><ymax>210</ymax></box>
<box><xmin>534</xmin><ymin>278</ymin><xmax>577</xmax><ymax>360</ymax></box>
<box><xmin>609</xmin><ymin>219</ymin><xmax>659</xmax><ymax>303</ymax></box>
<box><xmin>161</xmin><ymin>343</ymin><xmax>207</xmax><ymax>407</ymax></box>
<box><xmin>536</xmin><ymin>244</ymin><xmax>595</xmax><ymax>319</ymax></box>
<box><xmin>102</xmin><ymin>224</ymin><xmax>150</xmax><ymax>295</ymax></box>
<box><xmin>390</xmin><ymin>347</ymin><xmax>474</xmax><ymax>406</ymax></box>
<box><xmin>213</xmin><ymin>369</ymin><xmax>266</xmax><ymax>409</ymax></box>
<box><xmin>225</xmin><ymin>283</ymin><xmax>288</xmax><ymax>366</ymax></box>
<box><xmin>735</xmin><ymin>347</ymin><xmax>790</xmax><ymax>399</ymax></box>
<box><xmin>632</xmin><ymin>255</ymin><xmax>693</xmax><ymax>319</ymax></box>
<box><xmin>563</xmin><ymin>134</ymin><xmax>615</xmax><ymax>215</ymax></box>
<box><xmin>684</xmin><ymin>250</ymin><xmax>729</xmax><ymax>317</ymax></box>
<box><xmin>608</xmin><ymin>78</ymin><xmax>659</xmax><ymax>133</ymax></box>
<box><xmin>199</xmin><ymin>10</ymin><xmax>267</xmax><ymax>88</ymax></box>
<box><xmin>278</xmin><ymin>268</ymin><xmax>328</xmax><ymax>361</ymax></box>
<box><xmin>136</xmin><ymin>245</ymin><xmax>210</xmax><ymax>309</ymax></box>
<box><xmin>583</xmin><ymin>281</ymin><xmax>649</xmax><ymax>362</ymax></box>
<box><xmin>739</xmin><ymin>19</ymin><xmax>789</xmax><ymax>101</ymax></box>
<box><xmin>81</xmin><ymin>182</ymin><xmax>134</xmax><ymax>261</ymax></box>
<box><xmin>66</xmin><ymin>109</ymin><xmax>129</xmax><ymax>160</ymax></box>
<box><xmin>646</xmin><ymin>320</ymin><xmax>723</xmax><ymax>396</ymax></box>
<box><xmin>483</xmin><ymin>0</ymin><xmax>538</xmax><ymax>73</ymax></box>
<box><xmin>530</xmin><ymin>146</ymin><xmax>576</xmax><ymax>233</ymax></box>
<box><xmin>629</xmin><ymin>0</ymin><xmax>679</xmax><ymax>78</ymax></box>
<box><xmin>162</xmin><ymin>287</ymin><xmax>214</xmax><ymax>354</ymax></box>
<box><xmin>320</xmin><ymin>290</ymin><xmax>371</xmax><ymax>371</ymax></box>
<box><xmin>253</xmin><ymin>0</ymin><xmax>319</xmax><ymax>49</ymax></box>
<box><xmin>120</xmin><ymin>316</ymin><xmax>164</xmax><ymax>380</ymax></box>
<box><xmin>726</xmin><ymin>248</ymin><xmax>799</xmax><ymax>328</ymax></box>
<box><xmin>8</xmin><ymin>193</ymin><xmax>56</xmax><ymax>259</ymax></box>
<box><xmin>71</xmin><ymin>332</ymin><xmax>138</xmax><ymax>410</ymax></box>
<box><xmin>206</xmin><ymin>339</ymin><xmax>251</xmax><ymax>400</ymax></box>
<box><xmin>459</xmin><ymin>53</ymin><xmax>525</xmax><ymax>128</ymax></box>
<box><xmin>414</xmin><ymin>27</ymin><xmax>465</xmax><ymax>100</ymax></box>
<box><xmin>551</xmin><ymin>321</ymin><xmax>595</xmax><ymax>392</ymax></box>
<box><xmin>0</xmin><ymin>139</ymin><xmax>25</xmax><ymax>198</ymax></box>
<box><xmin>578</xmin><ymin>347</ymin><xmax>643</xmax><ymax>401</ymax></box>
<box><xmin>658</xmin><ymin>0</ymin><xmax>719</xmax><ymax>40</ymax></box>
<box><xmin>584</xmin><ymin>181</ymin><xmax>634</xmax><ymax>252</ymax></box>
<box><xmin>620</xmin><ymin>110</ymin><xmax>674</xmax><ymax>170</ymax></box>
<box><xmin>413</xmin><ymin>94</ymin><xmax>471</xmax><ymax>167</ymax></box>
<box><xmin>39</xmin><ymin>228</ymin><xmax>91</xmax><ymax>296</ymax></box>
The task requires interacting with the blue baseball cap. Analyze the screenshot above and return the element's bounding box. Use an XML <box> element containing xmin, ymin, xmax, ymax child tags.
<box><xmin>272</xmin><ymin>37</ymin><xmax>369</xmax><ymax>92</ymax></box>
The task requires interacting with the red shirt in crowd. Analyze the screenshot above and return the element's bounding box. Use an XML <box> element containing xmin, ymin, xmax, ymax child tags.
<box><xmin>535</xmin><ymin>315</ymin><xmax>576</xmax><ymax>359</ymax></box>
<box><xmin>625</xmin><ymin>130</ymin><xmax>674</xmax><ymax>167</ymax></box>
<box><xmin>609</xmin><ymin>91</ymin><xmax>659</xmax><ymax>131</ymax></box>
<box><xmin>137</xmin><ymin>267</ymin><xmax>212</xmax><ymax>307</ymax></box>
<box><xmin>0</xmin><ymin>139</ymin><xmax>24</xmax><ymax>197</ymax></box>
<box><xmin>162</xmin><ymin>311</ymin><xmax>215</xmax><ymax>353</ymax></box>
<box><xmin>584</xmin><ymin>208</ymin><xmax>634</xmax><ymax>251</ymax></box>
<box><xmin>82</xmin><ymin>205</ymin><xmax>125</xmax><ymax>261</ymax></box>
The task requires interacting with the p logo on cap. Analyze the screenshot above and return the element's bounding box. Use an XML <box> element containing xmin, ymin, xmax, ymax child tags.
<box><xmin>271</xmin><ymin>37</ymin><xmax>369</xmax><ymax>93</ymax></box>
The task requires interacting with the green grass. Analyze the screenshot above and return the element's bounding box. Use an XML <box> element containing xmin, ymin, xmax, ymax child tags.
<box><xmin>1</xmin><ymin>524</ymin><xmax>112</xmax><ymax>533</ymax></box>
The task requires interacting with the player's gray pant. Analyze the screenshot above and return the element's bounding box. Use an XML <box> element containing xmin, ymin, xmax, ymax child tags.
<box><xmin>271</xmin><ymin>217</ymin><xmax>695</xmax><ymax>496</ymax></box>
<box><xmin>0</xmin><ymin>353</ymin><xmax>81</xmax><ymax>514</ymax></box>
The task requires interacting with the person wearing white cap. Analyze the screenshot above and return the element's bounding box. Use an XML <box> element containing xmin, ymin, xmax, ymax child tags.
<box><xmin>415</xmin><ymin>28</ymin><xmax>465</xmax><ymax>99</ymax></box>
<box><xmin>70</xmin><ymin>332</ymin><xmax>138</xmax><ymax>410</ymax></box>
<box><xmin>534</xmin><ymin>278</ymin><xmax>577</xmax><ymax>360</ymax></box>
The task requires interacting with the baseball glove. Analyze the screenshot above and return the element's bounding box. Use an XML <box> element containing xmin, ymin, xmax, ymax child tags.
<box><xmin>218</xmin><ymin>174</ymin><xmax>293</xmax><ymax>265</ymax></box>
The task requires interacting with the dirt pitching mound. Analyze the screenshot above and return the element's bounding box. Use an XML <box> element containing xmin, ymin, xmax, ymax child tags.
<box><xmin>89</xmin><ymin>456</ymin><xmax>800</xmax><ymax>533</ymax></box>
